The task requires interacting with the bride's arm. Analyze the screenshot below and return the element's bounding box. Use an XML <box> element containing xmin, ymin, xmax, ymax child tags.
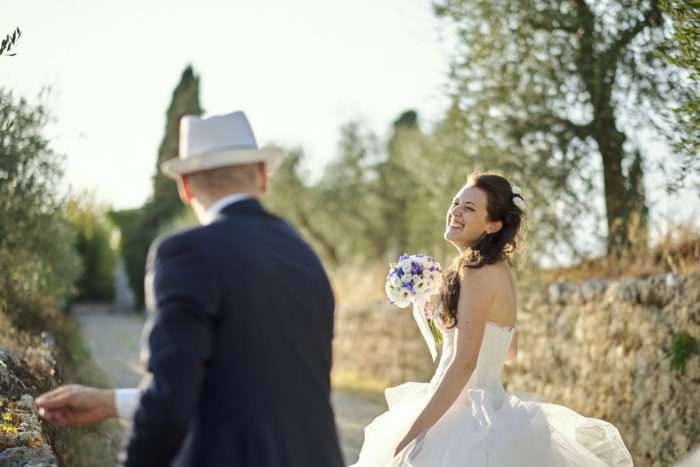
<box><xmin>394</xmin><ymin>267</ymin><xmax>495</xmax><ymax>456</ymax></box>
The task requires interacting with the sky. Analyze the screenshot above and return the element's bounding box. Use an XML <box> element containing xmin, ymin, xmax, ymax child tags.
<box><xmin>2</xmin><ymin>0</ymin><xmax>697</xmax><ymax>259</ymax></box>
<box><xmin>2</xmin><ymin>0</ymin><xmax>452</xmax><ymax>210</ymax></box>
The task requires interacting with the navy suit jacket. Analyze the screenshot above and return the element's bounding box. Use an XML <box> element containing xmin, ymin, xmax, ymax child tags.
<box><xmin>124</xmin><ymin>199</ymin><xmax>344</xmax><ymax>467</ymax></box>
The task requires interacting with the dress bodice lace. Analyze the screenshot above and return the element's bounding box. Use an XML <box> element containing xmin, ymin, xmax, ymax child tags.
<box><xmin>428</xmin><ymin>319</ymin><xmax>516</xmax><ymax>404</ymax></box>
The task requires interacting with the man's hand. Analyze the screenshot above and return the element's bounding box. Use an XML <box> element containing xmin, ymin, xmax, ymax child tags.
<box><xmin>36</xmin><ymin>384</ymin><xmax>117</xmax><ymax>426</ymax></box>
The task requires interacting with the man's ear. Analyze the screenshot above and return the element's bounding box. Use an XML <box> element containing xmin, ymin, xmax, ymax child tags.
<box><xmin>176</xmin><ymin>175</ymin><xmax>194</xmax><ymax>205</ymax></box>
<box><xmin>259</xmin><ymin>163</ymin><xmax>268</xmax><ymax>194</ymax></box>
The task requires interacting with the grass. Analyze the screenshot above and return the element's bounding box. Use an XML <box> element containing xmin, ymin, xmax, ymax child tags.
<box><xmin>538</xmin><ymin>228</ymin><xmax>700</xmax><ymax>283</ymax></box>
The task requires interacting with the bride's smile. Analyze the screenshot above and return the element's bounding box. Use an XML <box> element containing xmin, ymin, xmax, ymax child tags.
<box><xmin>444</xmin><ymin>185</ymin><xmax>500</xmax><ymax>251</ymax></box>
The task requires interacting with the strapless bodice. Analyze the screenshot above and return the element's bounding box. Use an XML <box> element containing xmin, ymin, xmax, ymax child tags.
<box><xmin>428</xmin><ymin>320</ymin><xmax>516</xmax><ymax>404</ymax></box>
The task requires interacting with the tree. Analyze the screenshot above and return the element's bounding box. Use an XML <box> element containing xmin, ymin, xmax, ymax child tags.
<box><xmin>149</xmin><ymin>65</ymin><xmax>203</xmax><ymax>221</ymax></box>
<box><xmin>434</xmin><ymin>0</ymin><xmax>677</xmax><ymax>257</ymax></box>
<box><xmin>112</xmin><ymin>65</ymin><xmax>203</xmax><ymax>306</ymax></box>
<box><xmin>0</xmin><ymin>89</ymin><xmax>81</xmax><ymax>308</ymax></box>
<box><xmin>64</xmin><ymin>192</ymin><xmax>118</xmax><ymax>301</ymax></box>
<box><xmin>375</xmin><ymin>111</ymin><xmax>421</xmax><ymax>256</ymax></box>
<box><xmin>266</xmin><ymin>123</ymin><xmax>384</xmax><ymax>268</ymax></box>
<box><xmin>0</xmin><ymin>28</ymin><xmax>20</xmax><ymax>57</ymax></box>
<box><xmin>1</xmin><ymin>28</ymin><xmax>22</xmax><ymax>135</ymax></box>
<box><xmin>657</xmin><ymin>0</ymin><xmax>700</xmax><ymax>189</ymax></box>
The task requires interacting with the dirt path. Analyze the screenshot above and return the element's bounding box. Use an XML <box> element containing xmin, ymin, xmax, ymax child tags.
<box><xmin>73</xmin><ymin>304</ymin><xmax>383</xmax><ymax>465</ymax></box>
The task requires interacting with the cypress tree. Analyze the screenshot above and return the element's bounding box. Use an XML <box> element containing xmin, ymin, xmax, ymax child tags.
<box><xmin>151</xmin><ymin>65</ymin><xmax>203</xmax><ymax>219</ymax></box>
<box><xmin>113</xmin><ymin>65</ymin><xmax>203</xmax><ymax>307</ymax></box>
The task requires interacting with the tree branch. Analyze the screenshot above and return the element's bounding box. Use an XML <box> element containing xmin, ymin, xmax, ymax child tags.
<box><xmin>521</xmin><ymin>0</ymin><xmax>579</xmax><ymax>33</ymax></box>
<box><xmin>509</xmin><ymin>112</ymin><xmax>593</xmax><ymax>144</ymax></box>
<box><xmin>595</xmin><ymin>1</ymin><xmax>663</xmax><ymax>114</ymax></box>
<box><xmin>573</xmin><ymin>0</ymin><xmax>599</xmax><ymax>104</ymax></box>
<box><xmin>0</xmin><ymin>28</ymin><xmax>21</xmax><ymax>57</ymax></box>
<box><xmin>606</xmin><ymin>1</ymin><xmax>662</xmax><ymax>62</ymax></box>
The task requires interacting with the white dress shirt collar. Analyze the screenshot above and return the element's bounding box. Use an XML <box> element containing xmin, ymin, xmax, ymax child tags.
<box><xmin>204</xmin><ymin>193</ymin><xmax>252</xmax><ymax>224</ymax></box>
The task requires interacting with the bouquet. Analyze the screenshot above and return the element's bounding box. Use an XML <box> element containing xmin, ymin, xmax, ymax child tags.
<box><xmin>385</xmin><ymin>254</ymin><xmax>443</xmax><ymax>360</ymax></box>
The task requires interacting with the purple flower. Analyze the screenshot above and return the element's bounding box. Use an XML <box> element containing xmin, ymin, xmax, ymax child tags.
<box><xmin>411</xmin><ymin>262</ymin><xmax>424</xmax><ymax>276</ymax></box>
<box><xmin>403</xmin><ymin>281</ymin><xmax>415</xmax><ymax>294</ymax></box>
<box><xmin>396</xmin><ymin>268</ymin><xmax>404</xmax><ymax>278</ymax></box>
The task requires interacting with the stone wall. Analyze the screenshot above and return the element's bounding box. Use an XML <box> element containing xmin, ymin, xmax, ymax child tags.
<box><xmin>0</xmin><ymin>346</ymin><xmax>58</xmax><ymax>466</ymax></box>
<box><xmin>333</xmin><ymin>300</ymin><xmax>437</xmax><ymax>385</ymax></box>
<box><xmin>332</xmin><ymin>271</ymin><xmax>700</xmax><ymax>466</ymax></box>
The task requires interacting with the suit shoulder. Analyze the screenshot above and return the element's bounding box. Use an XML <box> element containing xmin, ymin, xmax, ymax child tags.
<box><xmin>148</xmin><ymin>224</ymin><xmax>209</xmax><ymax>260</ymax></box>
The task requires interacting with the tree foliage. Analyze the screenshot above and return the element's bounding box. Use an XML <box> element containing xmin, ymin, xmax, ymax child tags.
<box><xmin>0</xmin><ymin>28</ymin><xmax>21</xmax><ymax>57</ymax></box>
<box><xmin>1</xmin><ymin>28</ymin><xmax>22</xmax><ymax>135</ymax></box>
<box><xmin>266</xmin><ymin>122</ymin><xmax>384</xmax><ymax>268</ymax></box>
<box><xmin>432</xmin><ymin>0</ymin><xmax>679</xmax><ymax>256</ymax></box>
<box><xmin>0</xmin><ymin>89</ymin><xmax>81</xmax><ymax>310</ymax></box>
<box><xmin>265</xmin><ymin>112</ymin><xmax>462</xmax><ymax>270</ymax></box>
<box><xmin>63</xmin><ymin>192</ymin><xmax>118</xmax><ymax>301</ymax></box>
<box><xmin>657</xmin><ymin>0</ymin><xmax>700</xmax><ymax>189</ymax></box>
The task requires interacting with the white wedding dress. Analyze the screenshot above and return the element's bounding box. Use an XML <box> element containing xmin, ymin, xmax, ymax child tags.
<box><xmin>351</xmin><ymin>319</ymin><xmax>633</xmax><ymax>466</ymax></box>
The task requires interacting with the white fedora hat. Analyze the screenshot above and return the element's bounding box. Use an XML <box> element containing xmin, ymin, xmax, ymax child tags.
<box><xmin>160</xmin><ymin>111</ymin><xmax>285</xmax><ymax>179</ymax></box>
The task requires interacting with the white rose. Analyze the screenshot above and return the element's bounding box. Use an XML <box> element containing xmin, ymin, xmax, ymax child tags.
<box><xmin>399</xmin><ymin>258</ymin><xmax>413</xmax><ymax>273</ymax></box>
<box><xmin>390</xmin><ymin>274</ymin><xmax>402</xmax><ymax>288</ymax></box>
<box><xmin>513</xmin><ymin>197</ymin><xmax>526</xmax><ymax>210</ymax></box>
<box><xmin>414</xmin><ymin>280</ymin><xmax>427</xmax><ymax>294</ymax></box>
<box><xmin>395</xmin><ymin>290</ymin><xmax>411</xmax><ymax>307</ymax></box>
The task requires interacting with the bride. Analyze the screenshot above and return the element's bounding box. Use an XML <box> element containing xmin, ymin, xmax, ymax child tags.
<box><xmin>352</xmin><ymin>172</ymin><xmax>633</xmax><ymax>466</ymax></box>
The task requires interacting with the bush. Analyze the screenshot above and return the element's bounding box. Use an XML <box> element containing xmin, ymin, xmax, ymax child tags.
<box><xmin>64</xmin><ymin>192</ymin><xmax>118</xmax><ymax>302</ymax></box>
<box><xmin>0</xmin><ymin>89</ymin><xmax>81</xmax><ymax>314</ymax></box>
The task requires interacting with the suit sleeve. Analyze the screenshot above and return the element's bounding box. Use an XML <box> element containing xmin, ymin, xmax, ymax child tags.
<box><xmin>124</xmin><ymin>235</ymin><xmax>219</xmax><ymax>466</ymax></box>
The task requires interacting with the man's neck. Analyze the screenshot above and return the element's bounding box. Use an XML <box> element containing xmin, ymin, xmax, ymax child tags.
<box><xmin>191</xmin><ymin>191</ymin><xmax>260</xmax><ymax>225</ymax></box>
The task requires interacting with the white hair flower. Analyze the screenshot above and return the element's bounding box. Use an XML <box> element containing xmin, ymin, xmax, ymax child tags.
<box><xmin>513</xmin><ymin>196</ymin><xmax>526</xmax><ymax>210</ymax></box>
<box><xmin>511</xmin><ymin>186</ymin><xmax>521</xmax><ymax>195</ymax></box>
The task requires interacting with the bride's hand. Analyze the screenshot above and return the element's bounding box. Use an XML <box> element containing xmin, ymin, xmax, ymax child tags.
<box><xmin>394</xmin><ymin>435</ymin><xmax>411</xmax><ymax>458</ymax></box>
<box><xmin>423</xmin><ymin>301</ymin><xmax>437</xmax><ymax>320</ymax></box>
<box><xmin>394</xmin><ymin>429</ymin><xmax>419</xmax><ymax>458</ymax></box>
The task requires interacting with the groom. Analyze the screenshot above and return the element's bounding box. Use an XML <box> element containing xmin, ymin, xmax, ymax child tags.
<box><xmin>37</xmin><ymin>111</ymin><xmax>344</xmax><ymax>466</ymax></box>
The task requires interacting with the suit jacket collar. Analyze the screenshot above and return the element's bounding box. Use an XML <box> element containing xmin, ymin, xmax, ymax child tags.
<box><xmin>204</xmin><ymin>194</ymin><xmax>252</xmax><ymax>224</ymax></box>
<box><xmin>214</xmin><ymin>198</ymin><xmax>265</xmax><ymax>221</ymax></box>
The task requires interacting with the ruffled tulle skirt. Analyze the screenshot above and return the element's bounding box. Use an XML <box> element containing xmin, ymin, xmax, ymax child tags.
<box><xmin>351</xmin><ymin>382</ymin><xmax>633</xmax><ymax>467</ymax></box>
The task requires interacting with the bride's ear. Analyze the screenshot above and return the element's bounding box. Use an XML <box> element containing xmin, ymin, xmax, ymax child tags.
<box><xmin>487</xmin><ymin>220</ymin><xmax>502</xmax><ymax>234</ymax></box>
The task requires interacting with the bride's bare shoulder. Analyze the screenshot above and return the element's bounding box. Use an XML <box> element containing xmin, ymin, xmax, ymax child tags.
<box><xmin>459</xmin><ymin>262</ymin><xmax>504</xmax><ymax>291</ymax></box>
<box><xmin>460</xmin><ymin>261</ymin><xmax>505</xmax><ymax>279</ymax></box>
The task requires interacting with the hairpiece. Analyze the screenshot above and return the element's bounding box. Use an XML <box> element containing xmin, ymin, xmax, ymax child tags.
<box><xmin>511</xmin><ymin>186</ymin><xmax>526</xmax><ymax>210</ymax></box>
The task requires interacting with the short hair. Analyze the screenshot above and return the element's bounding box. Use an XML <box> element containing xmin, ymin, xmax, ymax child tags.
<box><xmin>186</xmin><ymin>162</ymin><xmax>261</xmax><ymax>194</ymax></box>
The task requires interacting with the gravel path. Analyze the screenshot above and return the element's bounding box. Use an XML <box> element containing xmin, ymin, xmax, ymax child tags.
<box><xmin>74</xmin><ymin>304</ymin><xmax>383</xmax><ymax>465</ymax></box>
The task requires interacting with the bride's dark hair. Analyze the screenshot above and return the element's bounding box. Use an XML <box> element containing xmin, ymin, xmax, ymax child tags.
<box><xmin>438</xmin><ymin>172</ymin><xmax>526</xmax><ymax>328</ymax></box>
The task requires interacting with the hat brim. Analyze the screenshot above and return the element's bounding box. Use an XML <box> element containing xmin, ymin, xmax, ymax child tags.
<box><xmin>161</xmin><ymin>147</ymin><xmax>285</xmax><ymax>179</ymax></box>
